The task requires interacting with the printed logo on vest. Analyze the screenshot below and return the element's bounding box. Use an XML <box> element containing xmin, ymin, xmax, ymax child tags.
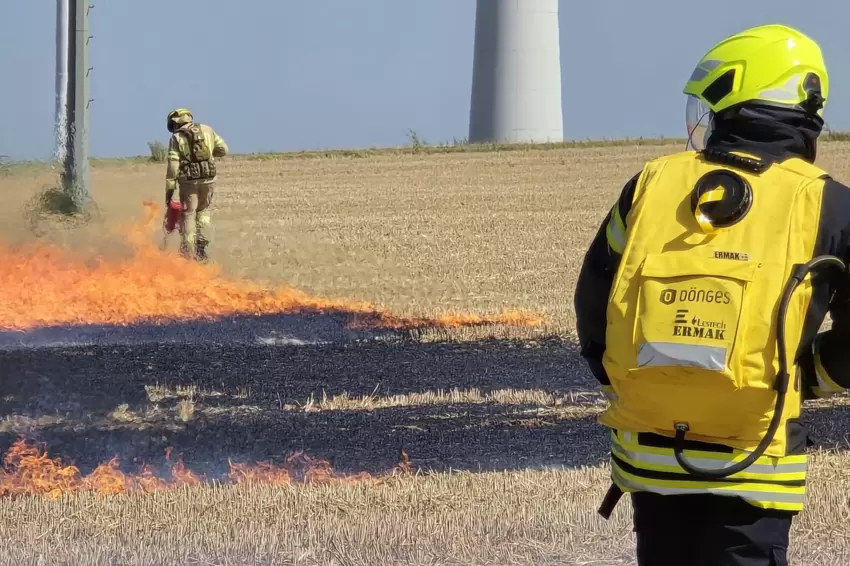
<box><xmin>670</xmin><ymin>308</ymin><xmax>727</xmax><ymax>340</ymax></box>
<box><xmin>660</xmin><ymin>289</ymin><xmax>677</xmax><ymax>305</ymax></box>
<box><xmin>659</xmin><ymin>287</ymin><xmax>731</xmax><ymax>305</ymax></box>
<box><xmin>714</xmin><ymin>250</ymin><xmax>750</xmax><ymax>261</ymax></box>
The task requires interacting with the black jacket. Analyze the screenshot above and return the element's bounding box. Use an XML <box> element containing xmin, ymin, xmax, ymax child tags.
<box><xmin>574</xmin><ymin>104</ymin><xmax>850</xmax><ymax>400</ymax></box>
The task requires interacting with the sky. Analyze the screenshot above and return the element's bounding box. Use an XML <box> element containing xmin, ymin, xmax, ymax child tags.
<box><xmin>2</xmin><ymin>0</ymin><xmax>849</xmax><ymax>160</ymax></box>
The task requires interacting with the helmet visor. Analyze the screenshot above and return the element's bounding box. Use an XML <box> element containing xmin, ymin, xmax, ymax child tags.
<box><xmin>686</xmin><ymin>95</ymin><xmax>713</xmax><ymax>151</ymax></box>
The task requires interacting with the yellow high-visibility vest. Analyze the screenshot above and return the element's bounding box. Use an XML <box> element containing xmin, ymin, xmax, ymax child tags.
<box><xmin>599</xmin><ymin>150</ymin><xmax>831</xmax><ymax>511</ymax></box>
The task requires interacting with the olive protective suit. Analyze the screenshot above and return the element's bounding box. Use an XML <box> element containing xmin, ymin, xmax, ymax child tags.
<box><xmin>165</xmin><ymin>108</ymin><xmax>228</xmax><ymax>261</ymax></box>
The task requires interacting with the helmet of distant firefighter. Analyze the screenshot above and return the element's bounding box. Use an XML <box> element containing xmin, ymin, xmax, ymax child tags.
<box><xmin>167</xmin><ymin>108</ymin><xmax>194</xmax><ymax>133</ymax></box>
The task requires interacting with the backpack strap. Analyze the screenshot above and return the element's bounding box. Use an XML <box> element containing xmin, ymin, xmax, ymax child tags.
<box><xmin>775</xmin><ymin>156</ymin><xmax>831</xmax><ymax>180</ymax></box>
<box><xmin>701</xmin><ymin>145</ymin><xmax>829</xmax><ymax>180</ymax></box>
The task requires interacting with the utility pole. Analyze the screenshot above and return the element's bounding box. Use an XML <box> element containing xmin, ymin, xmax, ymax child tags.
<box><xmin>56</xmin><ymin>0</ymin><xmax>92</xmax><ymax>211</ymax></box>
<box><xmin>55</xmin><ymin>0</ymin><xmax>70</xmax><ymax>163</ymax></box>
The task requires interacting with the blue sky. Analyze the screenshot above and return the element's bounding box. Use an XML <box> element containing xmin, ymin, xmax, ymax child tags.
<box><xmin>2</xmin><ymin>0</ymin><xmax>849</xmax><ymax>160</ymax></box>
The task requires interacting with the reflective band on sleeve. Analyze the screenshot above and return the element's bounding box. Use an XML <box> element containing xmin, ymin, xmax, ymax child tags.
<box><xmin>637</xmin><ymin>341</ymin><xmax>726</xmax><ymax>370</ymax></box>
<box><xmin>812</xmin><ymin>338</ymin><xmax>843</xmax><ymax>398</ymax></box>
<box><xmin>605</xmin><ymin>205</ymin><xmax>626</xmax><ymax>254</ymax></box>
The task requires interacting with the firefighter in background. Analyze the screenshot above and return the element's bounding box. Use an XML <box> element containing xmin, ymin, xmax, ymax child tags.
<box><xmin>575</xmin><ymin>24</ymin><xmax>850</xmax><ymax>565</ymax></box>
<box><xmin>165</xmin><ymin>108</ymin><xmax>229</xmax><ymax>262</ymax></box>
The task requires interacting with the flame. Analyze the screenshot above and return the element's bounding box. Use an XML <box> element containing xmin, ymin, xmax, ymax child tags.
<box><xmin>0</xmin><ymin>202</ymin><xmax>542</xmax><ymax>332</ymax></box>
<box><xmin>227</xmin><ymin>451</ymin><xmax>379</xmax><ymax>486</ymax></box>
<box><xmin>0</xmin><ymin>439</ymin><xmax>412</xmax><ymax>498</ymax></box>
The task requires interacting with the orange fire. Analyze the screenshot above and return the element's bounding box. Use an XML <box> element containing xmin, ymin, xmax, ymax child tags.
<box><xmin>0</xmin><ymin>439</ymin><xmax>412</xmax><ymax>497</ymax></box>
<box><xmin>0</xmin><ymin>202</ymin><xmax>542</xmax><ymax>332</ymax></box>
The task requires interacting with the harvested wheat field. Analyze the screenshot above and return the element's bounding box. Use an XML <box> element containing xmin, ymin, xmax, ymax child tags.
<box><xmin>2</xmin><ymin>140</ymin><xmax>850</xmax><ymax>565</ymax></box>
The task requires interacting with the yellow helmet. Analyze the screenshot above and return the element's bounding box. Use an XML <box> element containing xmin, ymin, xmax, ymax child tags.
<box><xmin>167</xmin><ymin>108</ymin><xmax>193</xmax><ymax>133</ymax></box>
<box><xmin>684</xmin><ymin>24</ymin><xmax>828</xmax><ymax>150</ymax></box>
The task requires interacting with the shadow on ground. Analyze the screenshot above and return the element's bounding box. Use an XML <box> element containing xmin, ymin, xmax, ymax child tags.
<box><xmin>0</xmin><ymin>311</ymin><xmax>399</xmax><ymax>350</ymax></box>
<box><xmin>804</xmin><ymin>400</ymin><xmax>850</xmax><ymax>451</ymax></box>
<box><xmin>5</xmin><ymin>312</ymin><xmax>845</xmax><ymax>482</ymax></box>
<box><xmin>0</xmin><ymin>314</ymin><xmax>604</xmax><ymax>477</ymax></box>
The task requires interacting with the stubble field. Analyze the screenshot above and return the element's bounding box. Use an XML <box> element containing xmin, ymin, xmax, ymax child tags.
<box><xmin>2</xmin><ymin>141</ymin><xmax>850</xmax><ymax>565</ymax></box>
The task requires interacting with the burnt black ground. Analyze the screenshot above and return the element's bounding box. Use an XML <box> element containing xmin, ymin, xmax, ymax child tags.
<box><xmin>0</xmin><ymin>313</ymin><xmax>605</xmax><ymax>479</ymax></box>
<box><xmin>1</xmin><ymin>313</ymin><xmax>846</xmax><ymax>482</ymax></box>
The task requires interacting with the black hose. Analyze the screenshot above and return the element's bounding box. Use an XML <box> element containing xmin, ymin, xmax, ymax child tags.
<box><xmin>673</xmin><ymin>255</ymin><xmax>846</xmax><ymax>479</ymax></box>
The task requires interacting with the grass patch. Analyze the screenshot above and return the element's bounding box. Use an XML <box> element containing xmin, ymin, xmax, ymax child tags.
<box><xmin>31</xmin><ymin>185</ymin><xmax>79</xmax><ymax>216</ymax></box>
<box><xmin>147</xmin><ymin>140</ymin><xmax>167</xmax><ymax>163</ymax></box>
<box><xmin>0</xmin><ymin>155</ymin><xmax>12</xmax><ymax>176</ymax></box>
<box><xmin>20</xmin><ymin>184</ymin><xmax>100</xmax><ymax>237</ymax></box>
<box><xmin>2</xmin><ymin>132</ymin><xmax>850</xmax><ymax>172</ymax></box>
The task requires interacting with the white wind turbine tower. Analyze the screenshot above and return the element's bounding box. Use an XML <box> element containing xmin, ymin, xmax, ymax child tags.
<box><xmin>468</xmin><ymin>0</ymin><xmax>564</xmax><ymax>144</ymax></box>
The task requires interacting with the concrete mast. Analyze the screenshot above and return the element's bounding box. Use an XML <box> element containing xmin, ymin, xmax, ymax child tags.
<box><xmin>468</xmin><ymin>0</ymin><xmax>564</xmax><ymax>144</ymax></box>
<box><xmin>56</xmin><ymin>0</ymin><xmax>92</xmax><ymax>210</ymax></box>
<box><xmin>55</xmin><ymin>0</ymin><xmax>70</xmax><ymax>162</ymax></box>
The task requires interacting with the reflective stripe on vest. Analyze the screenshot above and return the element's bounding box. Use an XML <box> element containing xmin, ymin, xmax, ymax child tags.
<box><xmin>609</xmin><ymin>430</ymin><xmax>807</xmax><ymax>511</ymax></box>
<box><xmin>605</xmin><ymin>204</ymin><xmax>627</xmax><ymax>254</ymax></box>
<box><xmin>637</xmin><ymin>341</ymin><xmax>726</xmax><ymax>370</ymax></box>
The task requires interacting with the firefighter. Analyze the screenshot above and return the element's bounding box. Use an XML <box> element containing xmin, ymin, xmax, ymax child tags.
<box><xmin>165</xmin><ymin>108</ymin><xmax>229</xmax><ymax>262</ymax></box>
<box><xmin>574</xmin><ymin>24</ymin><xmax>850</xmax><ymax>565</ymax></box>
